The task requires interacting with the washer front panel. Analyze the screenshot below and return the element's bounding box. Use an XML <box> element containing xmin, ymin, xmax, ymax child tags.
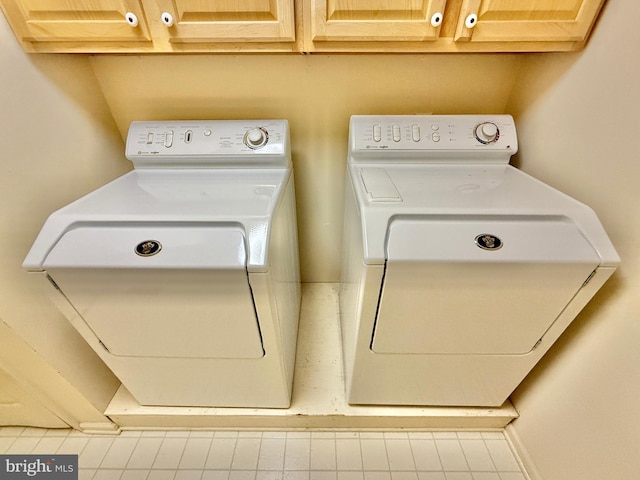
<box><xmin>373</xmin><ymin>217</ymin><xmax>599</xmax><ymax>355</ymax></box>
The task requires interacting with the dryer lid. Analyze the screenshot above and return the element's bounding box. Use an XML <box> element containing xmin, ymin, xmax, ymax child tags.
<box><xmin>43</xmin><ymin>224</ymin><xmax>247</xmax><ymax>269</ymax></box>
<box><xmin>23</xmin><ymin>168</ymin><xmax>291</xmax><ymax>271</ymax></box>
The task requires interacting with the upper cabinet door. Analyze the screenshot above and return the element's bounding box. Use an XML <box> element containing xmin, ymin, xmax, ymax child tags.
<box><xmin>455</xmin><ymin>0</ymin><xmax>605</xmax><ymax>43</ymax></box>
<box><xmin>309</xmin><ymin>0</ymin><xmax>448</xmax><ymax>42</ymax></box>
<box><xmin>149</xmin><ymin>0</ymin><xmax>296</xmax><ymax>47</ymax></box>
<box><xmin>0</xmin><ymin>0</ymin><xmax>153</xmax><ymax>51</ymax></box>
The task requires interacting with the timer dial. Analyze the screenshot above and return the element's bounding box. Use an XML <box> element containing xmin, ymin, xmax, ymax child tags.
<box><xmin>244</xmin><ymin>127</ymin><xmax>269</xmax><ymax>149</ymax></box>
<box><xmin>474</xmin><ymin>122</ymin><xmax>499</xmax><ymax>144</ymax></box>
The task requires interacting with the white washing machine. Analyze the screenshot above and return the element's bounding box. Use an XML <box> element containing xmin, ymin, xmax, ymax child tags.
<box><xmin>24</xmin><ymin>120</ymin><xmax>300</xmax><ymax>408</ymax></box>
<box><xmin>340</xmin><ymin>114</ymin><xmax>620</xmax><ymax>407</ymax></box>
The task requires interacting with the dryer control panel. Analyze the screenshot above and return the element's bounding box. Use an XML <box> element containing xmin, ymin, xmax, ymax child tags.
<box><xmin>126</xmin><ymin>120</ymin><xmax>289</xmax><ymax>168</ymax></box>
<box><xmin>349</xmin><ymin>115</ymin><xmax>517</xmax><ymax>163</ymax></box>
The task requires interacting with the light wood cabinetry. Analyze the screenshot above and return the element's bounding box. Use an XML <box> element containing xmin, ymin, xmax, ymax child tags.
<box><xmin>0</xmin><ymin>0</ymin><xmax>607</xmax><ymax>53</ymax></box>
<box><xmin>0</xmin><ymin>0</ymin><xmax>299</xmax><ymax>52</ymax></box>
<box><xmin>145</xmin><ymin>0</ymin><xmax>297</xmax><ymax>51</ymax></box>
<box><xmin>305</xmin><ymin>0</ymin><xmax>607</xmax><ymax>52</ymax></box>
<box><xmin>0</xmin><ymin>0</ymin><xmax>154</xmax><ymax>51</ymax></box>
<box><xmin>454</xmin><ymin>0</ymin><xmax>606</xmax><ymax>44</ymax></box>
<box><xmin>307</xmin><ymin>0</ymin><xmax>447</xmax><ymax>42</ymax></box>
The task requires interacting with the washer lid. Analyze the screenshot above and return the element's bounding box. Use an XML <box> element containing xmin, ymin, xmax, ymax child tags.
<box><xmin>351</xmin><ymin>164</ymin><xmax>620</xmax><ymax>267</ymax></box>
<box><xmin>385</xmin><ymin>216</ymin><xmax>600</xmax><ymax>264</ymax></box>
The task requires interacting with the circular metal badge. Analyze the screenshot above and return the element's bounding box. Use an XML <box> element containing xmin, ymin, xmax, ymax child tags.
<box><xmin>475</xmin><ymin>234</ymin><xmax>503</xmax><ymax>251</ymax></box>
<box><xmin>135</xmin><ymin>240</ymin><xmax>162</xmax><ymax>257</ymax></box>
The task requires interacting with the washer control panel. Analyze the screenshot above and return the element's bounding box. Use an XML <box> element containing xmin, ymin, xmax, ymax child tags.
<box><xmin>126</xmin><ymin>120</ymin><xmax>288</xmax><ymax>168</ymax></box>
<box><xmin>349</xmin><ymin>115</ymin><xmax>517</xmax><ymax>163</ymax></box>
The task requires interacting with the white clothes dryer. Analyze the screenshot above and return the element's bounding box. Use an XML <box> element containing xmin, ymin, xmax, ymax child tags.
<box><xmin>340</xmin><ymin>115</ymin><xmax>619</xmax><ymax>407</ymax></box>
<box><xmin>24</xmin><ymin>120</ymin><xmax>300</xmax><ymax>408</ymax></box>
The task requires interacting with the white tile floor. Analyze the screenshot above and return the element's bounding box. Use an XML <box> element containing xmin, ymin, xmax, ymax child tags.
<box><xmin>0</xmin><ymin>428</ymin><xmax>530</xmax><ymax>480</ymax></box>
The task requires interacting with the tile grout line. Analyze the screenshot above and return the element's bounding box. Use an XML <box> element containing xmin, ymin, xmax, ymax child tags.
<box><xmin>0</xmin><ymin>429</ymin><xmax>530</xmax><ymax>479</ymax></box>
<box><xmin>480</xmin><ymin>436</ymin><xmax>501</xmax><ymax>474</ymax></box>
<box><xmin>120</xmin><ymin>433</ymin><xmax>144</xmax><ymax>473</ymax></box>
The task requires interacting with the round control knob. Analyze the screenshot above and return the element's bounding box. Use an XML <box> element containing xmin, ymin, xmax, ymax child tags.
<box><xmin>244</xmin><ymin>127</ymin><xmax>269</xmax><ymax>149</ymax></box>
<box><xmin>474</xmin><ymin>122</ymin><xmax>499</xmax><ymax>144</ymax></box>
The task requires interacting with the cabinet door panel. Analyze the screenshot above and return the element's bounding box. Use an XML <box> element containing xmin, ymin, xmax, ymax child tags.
<box><xmin>455</xmin><ymin>0</ymin><xmax>605</xmax><ymax>42</ymax></box>
<box><xmin>311</xmin><ymin>0</ymin><xmax>447</xmax><ymax>41</ymax></box>
<box><xmin>4</xmin><ymin>0</ymin><xmax>151</xmax><ymax>43</ymax></box>
<box><xmin>153</xmin><ymin>0</ymin><xmax>295</xmax><ymax>43</ymax></box>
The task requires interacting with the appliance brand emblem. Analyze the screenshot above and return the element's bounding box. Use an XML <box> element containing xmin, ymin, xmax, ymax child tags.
<box><xmin>135</xmin><ymin>240</ymin><xmax>162</xmax><ymax>257</ymax></box>
<box><xmin>475</xmin><ymin>234</ymin><xmax>503</xmax><ymax>251</ymax></box>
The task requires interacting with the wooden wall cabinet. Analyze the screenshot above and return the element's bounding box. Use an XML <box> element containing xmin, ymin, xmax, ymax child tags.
<box><xmin>454</xmin><ymin>0</ymin><xmax>607</xmax><ymax>45</ymax></box>
<box><xmin>0</xmin><ymin>0</ymin><xmax>300</xmax><ymax>53</ymax></box>
<box><xmin>305</xmin><ymin>0</ymin><xmax>607</xmax><ymax>52</ymax></box>
<box><xmin>0</xmin><ymin>0</ymin><xmax>154</xmax><ymax>51</ymax></box>
<box><xmin>307</xmin><ymin>0</ymin><xmax>447</xmax><ymax>43</ymax></box>
<box><xmin>0</xmin><ymin>0</ymin><xmax>607</xmax><ymax>53</ymax></box>
<box><xmin>146</xmin><ymin>0</ymin><xmax>298</xmax><ymax>52</ymax></box>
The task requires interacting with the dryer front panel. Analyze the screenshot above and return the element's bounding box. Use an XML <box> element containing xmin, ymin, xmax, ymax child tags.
<box><xmin>44</xmin><ymin>225</ymin><xmax>264</xmax><ymax>360</ymax></box>
<box><xmin>48</xmin><ymin>268</ymin><xmax>263</xmax><ymax>359</ymax></box>
<box><xmin>371</xmin><ymin>217</ymin><xmax>600</xmax><ymax>355</ymax></box>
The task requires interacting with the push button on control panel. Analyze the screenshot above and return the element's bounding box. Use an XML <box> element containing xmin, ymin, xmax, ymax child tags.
<box><xmin>373</xmin><ymin>124</ymin><xmax>382</xmax><ymax>142</ymax></box>
<box><xmin>392</xmin><ymin>125</ymin><xmax>401</xmax><ymax>142</ymax></box>
<box><xmin>164</xmin><ymin>131</ymin><xmax>174</xmax><ymax>148</ymax></box>
<box><xmin>411</xmin><ymin>124</ymin><xmax>421</xmax><ymax>142</ymax></box>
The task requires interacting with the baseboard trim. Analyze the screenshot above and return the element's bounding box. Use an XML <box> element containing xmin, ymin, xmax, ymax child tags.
<box><xmin>505</xmin><ymin>422</ymin><xmax>543</xmax><ymax>480</ymax></box>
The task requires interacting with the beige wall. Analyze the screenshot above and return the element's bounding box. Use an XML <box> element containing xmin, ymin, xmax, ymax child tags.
<box><xmin>0</xmin><ymin>12</ymin><xmax>124</xmax><ymax>424</ymax></box>
<box><xmin>90</xmin><ymin>53</ymin><xmax>523</xmax><ymax>282</ymax></box>
<box><xmin>507</xmin><ymin>1</ymin><xmax>640</xmax><ymax>479</ymax></box>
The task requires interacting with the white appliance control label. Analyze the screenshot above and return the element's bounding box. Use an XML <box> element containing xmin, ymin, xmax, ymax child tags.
<box><xmin>349</xmin><ymin>115</ymin><xmax>518</xmax><ymax>163</ymax></box>
<box><xmin>125</xmin><ymin>120</ymin><xmax>288</xmax><ymax>167</ymax></box>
